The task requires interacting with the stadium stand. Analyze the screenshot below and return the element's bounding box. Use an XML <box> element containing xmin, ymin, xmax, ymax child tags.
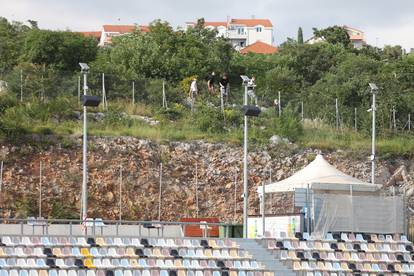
<box><xmin>0</xmin><ymin>236</ymin><xmax>275</xmax><ymax>276</ymax></box>
<box><xmin>261</xmin><ymin>231</ymin><xmax>414</xmax><ymax>275</ymax></box>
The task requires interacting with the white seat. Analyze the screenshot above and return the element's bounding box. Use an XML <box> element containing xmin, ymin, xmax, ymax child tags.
<box><xmin>48</xmin><ymin>270</ymin><xmax>58</xmax><ymax>276</ymax></box>
<box><xmin>58</xmin><ymin>271</ymin><xmax>68</xmax><ymax>276</ymax></box>
<box><xmin>29</xmin><ymin>270</ymin><xmax>39</xmax><ymax>276</ymax></box>
<box><xmin>67</xmin><ymin>271</ymin><xmax>77</xmax><ymax>276</ymax></box>
<box><xmin>55</xmin><ymin>259</ymin><xmax>68</xmax><ymax>269</ymax></box>
<box><xmin>86</xmin><ymin>271</ymin><xmax>96</xmax><ymax>276</ymax></box>
<box><xmin>114</xmin><ymin>238</ymin><xmax>124</xmax><ymax>247</ymax></box>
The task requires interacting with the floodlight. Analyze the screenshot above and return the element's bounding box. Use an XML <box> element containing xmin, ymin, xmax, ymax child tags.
<box><xmin>79</xmin><ymin>63</ymin><xmax>89</xmax><ymax>72</ymax></box>
<box><xmin>368</xmin><ymin>83</ymin><xmax>378</xmax><ymax>91</ymax></box>
<box><xmin>83</xmin><ymin>95</ymin><xmax>101</xmax><ymax>107</ymax></box>
<box><xmin>240</xmin><ymin>75</ymin><xmax>250</xmax><ymax>84</ymax></box>
<box><xmin>242</xmin><ymin>105</ymin><xmax>261</xmax><ymax>117</ymax></box>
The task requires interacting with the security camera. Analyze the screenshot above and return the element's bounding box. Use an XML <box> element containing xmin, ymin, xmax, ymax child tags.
<box><xmin>368</xmin><ymin>83</ymin><xmax>378</xmax><ymax>91</ymax></box>
<box><xmin>79</xmin><ymin>63</ymin><xmax>89</xmax><ymax>72</ymax></box>
<box><xmin>240</xmin><ymin>75</ymin><xmax>250</xmax><ymax>85</ymax></box>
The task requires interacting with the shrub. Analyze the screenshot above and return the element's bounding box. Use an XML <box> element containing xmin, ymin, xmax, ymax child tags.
<box><xmin>224</xmin><ymin>108</ymin><xmax>242</xmax><ymax>127</ymax></box>
<box><xmin>193</xmin><ymin>103</ymin><xmax>225</xmax><ymax>133</ymax></box>
<box><xmin>156</xmin><ymin>103</ymin><xmax>185</xmax><ymax>121</ymax></box>
<box><xmin>275</xmin><ymin>106</ymin><xmax>303</xmax><ymax>141</ymax></box>
<box><xmin>179</xmin><ymin>75</ymin><xmax>198</xmax><ymax>96</ymax></box>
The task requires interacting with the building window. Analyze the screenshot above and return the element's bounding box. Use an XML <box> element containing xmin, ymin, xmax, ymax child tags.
<box><xmin>256</xmin><ymin>27</ymin><xmax>262</xmax><ymax>32</ymax></box>
<box><xmin>237</xmin><ymin>28</ymin><xmax>245</xmax><ymax>35</ymax></box>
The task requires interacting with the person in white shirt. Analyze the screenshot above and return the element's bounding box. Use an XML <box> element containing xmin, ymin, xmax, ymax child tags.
<box><xmin>247</xmin><ymin>76</ymin><xmax>258</xmax><ymax>106</ymax></box>
<box><xmin>189</xmin><ymin>77</ymin><xmax>198</xmax><ymax>111</ymax></box>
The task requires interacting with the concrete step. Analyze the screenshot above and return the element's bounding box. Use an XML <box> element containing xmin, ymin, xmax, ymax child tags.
<box><xmin>233</xmin><ymin>238</ymin><xmax>297</xmax><ymax>276</ymax></box>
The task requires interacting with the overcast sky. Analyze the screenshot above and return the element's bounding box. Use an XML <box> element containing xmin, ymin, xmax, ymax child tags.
<box><xmin>2</xmin><ymin>0</ymin><xmax>414</xmax><ymax>50</ymax></box>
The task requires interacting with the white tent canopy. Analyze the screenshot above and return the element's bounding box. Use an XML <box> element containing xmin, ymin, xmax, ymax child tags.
<box><xmin>259</xmin><ymin>154</ymin><xmax>382</xmax><ymax>193</ymax></box>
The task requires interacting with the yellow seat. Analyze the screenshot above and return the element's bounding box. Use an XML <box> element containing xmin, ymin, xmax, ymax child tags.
<box><xmin>264</xmin><ymin>272</ymin><xmax>274</xmax><ymax>276</ymax></box>
<box><xmin>153</xmin><ymin>248</ymin><xmax>162</xmax><ymax>257</ymax></box>
<box><xmin>230</xmin><ymin>271</ymin><xmax>237</xmax><ymax>276</ymax></box>
<box><xmin>84</xmin><ymin>258</ymin><xmax>96</xmax><ymax>268</ymax></box>
<box><xmin>130</xmin><ymin>259</ymin><xmax>140</xmax><ymax>268</ymax></box>
<box><xmin>52</xmin><ymin>248</ymin><xmax>63</xmax><ymax>257</ymax></box>
<box><xmin>204</xmin><ymin>249</ymin><xmax>213</xmax><ymax>258</ymax></box>
<box><xmin>343</xmin><ymin>252</ymin><xmax>351</xmax><ymax>261</ymax></box>
<box><xmin>126</xmin><ymin>247</ymin><xmax>135</xmax><ymax>257</ymax></box>
<box><xmin>209</xmin><ymin>240</ymin><xmax>219</xmax><ymax>248</ymax></box>
<box><xmin>341</xmin><ymin>262</ymin><xmax>350</xmax><ymax>271</ymax></box>
<box><xmin>230</xmin><ymin>249</ymin><xmax>239</xmax><ymax>258</ymax></box>
<box><xmin>293</xmin><ymin>261</ymin><xmax>301</xmax><ymax>271</ymax></box>
<box><xmin>177</xmin><ymin>270</ymin><xmax>186</xmax><ymax>276</ymax></box>
<box><xmin>288</xmin><ymin>251</ymin><xmax>298</xmax><ymax>260</ymax></box>
<box><xmin>96</xmin><ymin>237</ymin><xmax>106</xmax><ymax>247</ymax></box>
<box><xmin>0</xmin><ymin>248</ymin><xmax>5</xmax><ymax>257</ymax></box>
<box><xmin>39</xmin><ymin>271</ymin><xmax>48</xmax><ymax>276</ymax></box>
<box><xmin>174</xmin><ymin>259</ymin><xmax>183</xmax><ymax>268</ymax></box>
<box><xmin>81</xmin><ymin>248</ymin><xmax>92</xmax><ymax>258</ymax></box>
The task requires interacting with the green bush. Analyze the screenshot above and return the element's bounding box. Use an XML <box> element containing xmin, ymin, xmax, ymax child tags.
<box><xmin>103</xmin><ymin>110</ymin><xmax>132</xmax><ymax>127</ymax></box>
<box><xmin>193</xmin><ymin>103</ymin><xmax>225</xmax><ymax>133</ymax></box>
<box><xmin>224</xmin><ymin>108</ymin><xmax>242</xmax><ymax>127</ymax></box>
<box><xmin>156</xmin><ymin>103</ymin><xmax>185</xmax><ymax>121</ymax></box>
<box><xmin>275</xmin><ymin>106</ymin><xmax>303</xmax><ymax>141</ymax></box>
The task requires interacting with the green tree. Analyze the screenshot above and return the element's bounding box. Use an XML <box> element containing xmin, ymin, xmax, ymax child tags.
<box><xmin>297</xmin><ymin>27</ymin><xmax>304</xmax><ymax>44</ymax></box>
<box><xmin>0</xmin><ymin>17</ymin><xmax>29</xmax><ymax>74</ymax></box>
<box><xmin>22</xmin><ymin>29</ymin><xmax>98</xmax><ymax>71</ymax></box>
<box><xmin>312</xmin><ymin>26</ymin><xmax>351</xmax><ymax>48</ymax></box>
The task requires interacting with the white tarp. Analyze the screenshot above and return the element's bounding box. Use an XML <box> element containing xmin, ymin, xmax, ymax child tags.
<box><xmin>258</xmin><ymin>154</ymin><xmax>381</xmax><ymax>193</ymax></box>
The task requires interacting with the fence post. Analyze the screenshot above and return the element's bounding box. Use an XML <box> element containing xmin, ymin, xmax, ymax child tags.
<box><xmin>158</xmin><ymin>163</ymin><xmax>162</xmax><ymax>221</ymax></box>
<box><xmin>335</xmin><ymin>98</ymin><xmax>339</xmax><ymax>130</ymax></box>
<box><xmin>0</xmin><ymin>160</ymin><xmax>3</xmax><ymax>192</ymax></box>
<box><xmin>39</xmin><ymin>161</ymin><xmax>42</xmax><ymax>218</ymax></box>
<box><xmin>20</xmin><ymin>69</ymin><xmax>23</xmax><ymax>102</ymax></box>
<box><xmin>354</xmin><ymin>108</ymin><xmax>357</xmax><ymax>132</ymax></box>
<box><xmin>132</xmin><ymin>81</ymin><xmax>135</xmax><ymax>105</ymax></box>
<box><xmin>195</xmin><ymin>163</ymin><xmax>199</xmax><ymax>218</ymax></box>
<box><xmin>119</xmin><ymin>165</ymin><xmax>123</xmax><ymax>222</ymax></box>
<box><xmin>278</xmin><ymin>91</ymin><xmax>281</xmax><ymax>117</ymax></box>
<box><xmin>78</xmin><ymin>76</ymin><xmax>81</xmax><ymax>106</ymax></box>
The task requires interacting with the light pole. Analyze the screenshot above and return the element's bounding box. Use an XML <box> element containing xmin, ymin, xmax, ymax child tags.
<box><xmin>369</xmin><ymin>83</ymin><xmax>378</xmax><ymax>185</ymax></box>
<box><xmin>79</xmin><ymin>63</ymin><xmax>101</xmax><ymax>224</ymax></box>
<box><xmin>241</xmin><ymin>75</ymin><xmax>261</xmax><ymax>238</ymax></box>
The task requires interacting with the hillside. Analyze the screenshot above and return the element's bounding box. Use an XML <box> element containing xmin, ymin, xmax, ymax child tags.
<box><xmin>0</xmin><ymin>135</ymin><xmax>412</xmax><ymax>221</ymax></box>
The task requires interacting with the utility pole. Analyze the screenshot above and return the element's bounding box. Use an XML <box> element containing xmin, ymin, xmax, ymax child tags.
<box><xmin>261</xmin><ymin>177</ymin><xmax>266</xmax><ymax>237</ymax></box>
<box><xmin>119</xmin><ymin>165</ymin><xmax>123</xmax><ymax>222</ymax></box>
<box><xmin>132</xmin><ymin>81</ymin><xmax>135</xmax><ymax>105</ymax></box>
<box><xmin>369</xmin><ymin>83</ymin><xmax>378</xmax><ymax>185</ymax></box>
<box><xmin>102</xmin><ymin>73</ymin><xmax>107</xmax><ymax>110</ymax></box>
<box><xmin>243</xmin><ymin>83</ymin><xmax>248</xmax><ymax>238</ymax></box>
<box><xmin>39</xmin><ymin>161</ymin><xmax>42</xmax><ymax>218</ymax></box>
<box><xmin>77</xmin><ymin>76</ymin><xmax>81</xmax><ymax>106</ymax></box>
<box><xmin>158</xmin><ymin>163</ymin><xmax>162</xmax><ymax>221</ymax></box>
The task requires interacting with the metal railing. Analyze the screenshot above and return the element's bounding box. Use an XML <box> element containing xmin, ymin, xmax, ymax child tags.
<box><xmin>0</xmin><ymin>218</ymin><xmax>242</xmax><ymax>239</ymax></box>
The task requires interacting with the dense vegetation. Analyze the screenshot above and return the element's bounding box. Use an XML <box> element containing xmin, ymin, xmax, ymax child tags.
<box><xmin>1</xmin><ymin>17</ymin><xmax>414</xmax><ymax>157</ymax></box>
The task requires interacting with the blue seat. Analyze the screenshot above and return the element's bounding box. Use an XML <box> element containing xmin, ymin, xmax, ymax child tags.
<box><xmin>0</xmin><ymin>270</ymin><xmax>7</xmax><ymax>276</ymax></box>
<box><xmin>114</xmin><ymin>270</ymin><xmax>123</xmax><ymax>276</ymax></box>
<box><xmin>48</xmin><ymin>270</ymin><xmax>58</xmax><ymax>276</ymax></box>
<box><xmin>36</xmin><ymin>259</ymin><xmax>47</xmax><ymax>268</ymax></box>
<box><xmin>139</xmin><ymin>259</ymin><xmax>147</xmax><ymax>267</ymax></box>
<box><xmin>19</xmin><ymin>271</ymin><xmax>29</xmax><ymax>276</ymax></box>
<box><xmin>120</xmin><ymin>259</ymin><xmax>130</xmax><ymax>268</ymax></box>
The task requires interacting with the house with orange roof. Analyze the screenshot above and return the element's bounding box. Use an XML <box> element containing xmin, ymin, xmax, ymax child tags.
<box><xmin>79</xmin><ymin>24</ymin><xmax>149</xmax><ymax>46</ymax></box>
<box><xmin>186</xmin><ymin>18</ymin><xmax>274</xmax><ymax>50</ymax></box>
<box><xmin>240</xmin><ymin>41</ymin><xmax>278</xmax><ymax>54</ymax></box>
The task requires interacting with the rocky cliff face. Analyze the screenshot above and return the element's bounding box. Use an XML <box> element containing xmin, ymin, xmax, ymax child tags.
<box><xmin>0</xmin><ymin>136</ymin><xmax>412</xmax><ymax>222</ymax></box>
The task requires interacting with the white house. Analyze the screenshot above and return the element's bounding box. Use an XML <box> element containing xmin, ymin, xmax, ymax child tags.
<box><xmin>186</xmin><ymin>18</ymin><xmax>274</xmax><ymax>50</ymax></box>
<box><xmin>80</xmin><ymin>24</ymin><xmax>149</xmax><ymax>47</ymax></box>
<box><xmin>307</xmin><ymin>25</ymin><xmax>366</xmax><ymax>49</ymax></box>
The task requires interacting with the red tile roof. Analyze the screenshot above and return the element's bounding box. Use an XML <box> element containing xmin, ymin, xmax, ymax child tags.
<box><xmin>79</xmin><ymin>31</ymin><xmax>101</xmax><ymax>40</ymax></box>
<box><xmin>240</xmin><ymin>41</ymin><xmax>278</xmax><ymax>54</ymax></box>
<box><xmin>204</xmin><ymin>21</ymin><xmax>227</xmax><ymax>27</ymax></box>
<box><xmin>230</xmin><ymin>19</ymin><xmax>273</xmax><ymax>27</ymax></box>
<box><xmin>103</xmin><ymin>25</ymin><xmax>137</xmax><ymax>33</ymax></box>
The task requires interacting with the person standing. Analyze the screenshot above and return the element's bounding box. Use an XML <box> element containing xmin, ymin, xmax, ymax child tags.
<box><xmin>247</xmin><ymin>76</ymin><xmax>258</xmax><ymax>106</ymax></box>
<box><xmin>219</xmin><ymin>73</ymin><xmax>230</xmax><ymax>112</ymax></box>
<box><xmin>189</xmin><ymin>77</ymin><xmax>198</xmax><ymax>112</ymax></box>
<box><xmin>207</xmin><ymin>72</ymin><xmax>216</xmax><ymax>94</ymax></box>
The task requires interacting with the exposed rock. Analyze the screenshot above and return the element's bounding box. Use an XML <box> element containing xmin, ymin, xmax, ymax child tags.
<box><xmin>0</xmin><ymin>137</ymin><xmax>412</xmax><ymax>222</ymax></box>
